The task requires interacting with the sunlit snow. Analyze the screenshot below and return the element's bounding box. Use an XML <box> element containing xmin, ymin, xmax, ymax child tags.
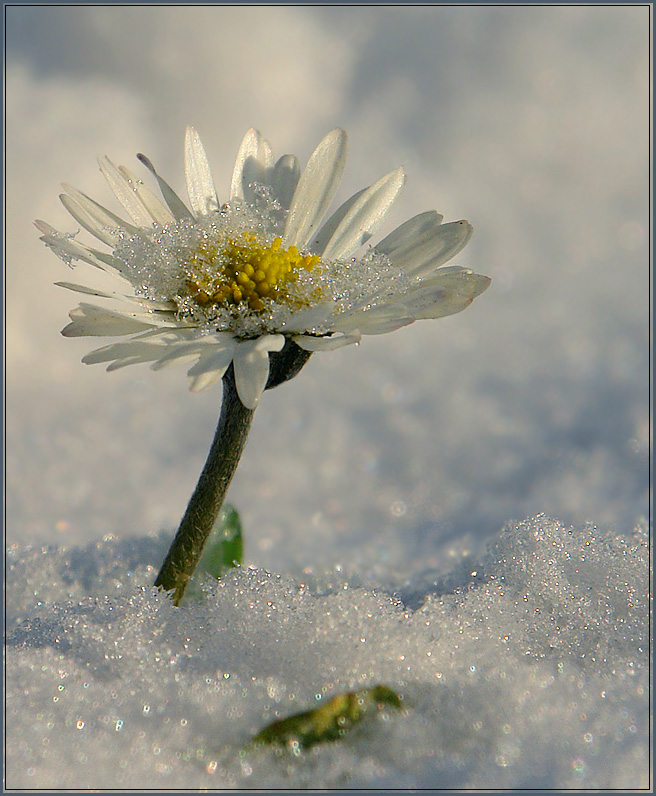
<box><xmin>6</xmin><ymin>517</ymin><xmax>649</xmax><ymax>789</ymax></box>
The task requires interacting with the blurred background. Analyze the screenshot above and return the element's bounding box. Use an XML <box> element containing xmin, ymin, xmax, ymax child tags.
<box><xmin>5</xmin><ymin>5</ymin><xmax>650</xmax><ymax>583</ymax></box>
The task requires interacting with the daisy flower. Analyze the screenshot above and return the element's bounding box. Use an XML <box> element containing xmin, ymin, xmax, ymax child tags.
<box><xmin>37</xmin><ymin>127</ymin><xmax>490</xmax><ymax>410</ymax></box>
<box><xmin>38</xmin><ymin>126</ymin><xmax>490</xmax><ymax>604</ymax></box>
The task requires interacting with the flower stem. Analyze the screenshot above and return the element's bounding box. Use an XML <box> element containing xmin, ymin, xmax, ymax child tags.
<box><xmin>154</xmin><ymin>339</ymin><xmax>312</xmax><ymax>606</ymax></box>
<box><xmin>154</xmin><ymin>364</ymin><xmax>255</xmax><ymax>605</ymax></box>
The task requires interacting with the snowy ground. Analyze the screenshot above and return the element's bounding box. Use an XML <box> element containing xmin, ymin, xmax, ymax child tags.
<box><xmin>5</xmin><ymin>5</ymin><xmax>651</xmax><ymax>790</ymax></box>
<box><xmin>6</xmin><ymin>517</ymin><xmax>650</xmax><ymax>789</ymax></box>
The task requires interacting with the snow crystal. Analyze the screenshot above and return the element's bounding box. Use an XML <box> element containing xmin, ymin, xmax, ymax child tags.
<box><xmin>5</xmin><ymin>515</ymin><xmax>649</xmax><ymax>789</ymax></box>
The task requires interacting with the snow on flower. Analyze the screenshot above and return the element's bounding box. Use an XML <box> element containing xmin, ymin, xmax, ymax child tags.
<box><xmin>37</xmin><ymin>127</ymin><xmax>491</xmax><ymax>408</ymax></box>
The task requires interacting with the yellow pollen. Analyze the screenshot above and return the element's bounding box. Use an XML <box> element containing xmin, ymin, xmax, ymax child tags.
<box><xmin>184</xmin><ymin>233</ymin><xmax>321</xmax><ymax>313</ymax></box>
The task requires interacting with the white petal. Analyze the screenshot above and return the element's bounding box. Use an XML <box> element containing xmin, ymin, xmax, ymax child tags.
<box><xmin>329</xmin><ymin>273</ymin><xmax>467</xmax><ymax>333</ymax></box>
<box><xmin>36</xmin><ymin>222</ymin><xmax>124</xmax><ymax>276</ymax></box>
<box><xmin>293</xmin><ymin>332</ymin><xmax>361</xmax><ymax>351</ymax></box>
<box><xmin>59</xmin><ymin>194</ymin><xmax>117</xmax><ymax>246</ymax></box>
<box><xmin>307</xmin><ymin>188</ymin><xmax>365</xmax><ymax>256</ymax></box>
<box><xmin>335</xmin><ymin>270</ymin><xmax>491</xmax><ymax>334</ymax></box>
<box><xmin>98</xmin><ymin>156</ymin><xmax>154</xmax><ymax>227</ymax></box>
<box><xmin>62</xmin><ymin>303</ymin><xmax>160</xmax><ymax>337</ymax></box>
<box><xmin>118</xmin><ymin>165</ymin><xmax>176</xmax><ymax>226</ymax></box>
<box><xmin>230</xmin><ymin>128</ymin><xmax>274</xmax><ymax>203</ymax></box>
<box><xmin>154</xmin><ymin>350</ymin><xmax>205</xmax><ymax>370</ymax></box>
<box><xmin>377</xmin><ymin>218</ymin><xmax>473</xmax><ymax>277</ymax></box>
<box><xmin>271</xmin><ymin>154</ymin><xmax>300</xmax><ymax>211</ymax></box>
<box><xmin>56</xmin><ymin>281</ymin><xmax>121</xmax><ymax>299</ymax></box>
<box><xmin>136</xmin><ymin>153</ymin><xmax>193</xmax><ymax>220</ymax></box>
<box><xmin>332</xmin><ymin>303</ymin><xmax>415</xmax><ymax>335</ymax></box>
<box><xmin>184</xmin><ymin>126</ymin><xmax>220</xmax><ymax>217</ymax></box>
<box><xmin>82</xmin><ymin>328</ymin><xmax>198</xmax><ymax>369</ymax></box>
<box><xmin>151</xmin><ymin>334</ymin><xmax>235</xmax><ymax>370</ymax></box>
<box><xmin>38</xmin><ymin>229</ymin><xmax>99</xmax><ymax>267</ymax></box>
<box><xmin>84</xmin><ymin>339</ymin><xmax>166</xmax><ymax>366</ymax></box>
<box><xmin>104</xmin><ymin>344</ymin><xmax>176</xmax><ymax>370</ymax></box>
<box><xmin>188</xmin><ymin>367</ymin><xmax>227</xmax><ymax>392</ymax></box>
<box><xmin>61</xmin><ymin>184</ymin><xmax>138</xmax><ymax>238</ymax></box>
<box><xmin>187</xmin><ymin>348</ymin><xmax>235</xmax><ymax>392</ymax></box>
<box><xmin>55</xmin><ymin>281</ymin><xmax>176</xmax><ymax>311</ymax></box>
<box><xmin>410</xmin><ymin>271</ymin><xmax>491</xmax><ymax>319</ymax></box>
<box><xmin>374</xmin><ymin>210</ymin><xmax>443</xmax><ymax>256</ymax></box>
<box><xmin>104</xmin><ymin>356</ymin><xmax>155</xmax><ymax>371</ymax></box>
<box><xmin>232</xmin><ymin>335</ymin><xmax>285</xmax><ymax>409</ymax></box>
<box><xmin>277</xmin><ymin>302</ymin><xmax>334</xmax><ymax>334</ymax></box>
<box><xmin>317</xmin><ymin>167</ymin><xmax>405</xmax><ymax>260</ymax></box>
<box><xmin>338</xmin><ymin>314</ymin><xmax>415</xmax><ymax>335</ymax></box>
<box><xmin>284</xmin><ymin>129</ymin><xmax>348</xmax><ymax>250</ymax></box>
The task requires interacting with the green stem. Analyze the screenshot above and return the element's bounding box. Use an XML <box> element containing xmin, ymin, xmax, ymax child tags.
<box><xmin>154</xmin><ymin>364</ymin><xmax>254</xmax><ymax>605</ymax></box>
<box><xmin>154</xmin><ymin>339</ymin><xmax>313</xmax><ymax>605</ymax></box>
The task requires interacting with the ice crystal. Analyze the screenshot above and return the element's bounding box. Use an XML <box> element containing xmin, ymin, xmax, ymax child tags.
<box><xmin>113</xmin><ymin>192</ymin><xmax>411</xmax><ymax>339</ymax></box>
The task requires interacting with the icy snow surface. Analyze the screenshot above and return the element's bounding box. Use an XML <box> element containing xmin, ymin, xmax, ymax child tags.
<box><xmin>6</xmin><ymin>517</ymin><xmax>650</xmax><ymax>789</ymax></box>
<box><xmin>5</xmin><ymin>5</ymin><xmax>650</xmax><ymax>791</ymax></box>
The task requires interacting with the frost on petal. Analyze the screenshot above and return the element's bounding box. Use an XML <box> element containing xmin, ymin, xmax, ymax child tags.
<box><xmin>117</xmin><ymin>165</ymin><xmax>176</xmax><ymax>226</ymax></box>
<box><xmin>60</xmin><ymin>184</ymin><xmax>139</xmax><ymax>240</ymax></box>
<box><xmin>277</xmin><ymin>302</ymin><xmax>335</xmax><ymax>335</ymax></box>
<box><xmin>36</xmin><ymin>222</ymin><xmax>129</xmax><ymax>278</ymax></box>
<box><xmin>38</xmin><ymin>232</ymin><xmax>103</xmax><ymax>269</ymax></box>
<box><xmin>184</xmin><ymin>126</ymin><xmax>220</xmax><ymax>217</ymax></box>
<box><xmin>284</xmin><ymin>129</ymin><xmax>348</xmax><ymax>250</ymax></box>
<box><xmin>59</xmin><ymin>195</ymin><xmax>118</xmax><ymax>247</ymax></box>
<box><xmin>41</xmin><ymin>125</ymin><xmax>491</xmax><ymax>394</ymax></box>
<box><xmin>98</xmin><ymin>157</ymin><xmax>155</xmax><ymax>228</ymax></box>
<box><xmin>339</xmin><ymin>270</ymin><xmax>490</xmax><ymax>334</ymax></box>
<box><xmin>318</xmin><ymin>167</ymin><xmax>406</xmax><ymax>261</ymax></box>
<box><xmin>230</xmin><ymin>128</ymin><xmax>275</xmax><ymax>204</ymax></box>
<box><xmin>331</xmin><ymin>269</ymin><xmax>490</xmax><ymax>335</ymax></box>
<box><xmin>232</xmin><ymin>335</ymin><xmax>285</xmax><ymax>409</ymax></box>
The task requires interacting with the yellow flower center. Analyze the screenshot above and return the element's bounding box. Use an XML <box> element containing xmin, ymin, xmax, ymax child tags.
<box><xmin>184</xmin><ymin>233</ymin><xmax>321</xmax><ymax>313</ymax></box>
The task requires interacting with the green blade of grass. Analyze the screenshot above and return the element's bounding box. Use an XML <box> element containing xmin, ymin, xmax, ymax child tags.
<box><xmin>181</xmin><ymin>504</ymin><xmax>243</xmax><ymax>603</ymax></box>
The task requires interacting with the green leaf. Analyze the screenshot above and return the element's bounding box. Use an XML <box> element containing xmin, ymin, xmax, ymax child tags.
<box><xmin>200</xmin><ymin>504</ymin><xmax>243</xmax><ymax>576</ymax></box>
<box><xmin>251</xmin><ymin>685</ymin><xmax>403</xmax><ymax>750</ymax></box>
<box><xmin>182</xmin><ymin>504</ymin><xmax>243</xmax><ymax>603</ymax></box>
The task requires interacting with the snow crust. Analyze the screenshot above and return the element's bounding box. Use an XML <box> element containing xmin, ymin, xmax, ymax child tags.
<box><xmin>6</xmin><ymin>515</ymin><xmax>649</xmax><ymax>789</ymax></box>
<box><xmin>5</xmin><ymin>5</ymin><xmax>650</xmax><ymax>791</ymax></box>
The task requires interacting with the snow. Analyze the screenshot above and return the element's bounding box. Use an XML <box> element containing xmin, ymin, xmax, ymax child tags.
<box><xmin>5</xmin><ymin>5</ymin><xmax>650</xmax><ymax>790</ymax></box>
<box><xmin>6</xmin><ymin>517</ymin><xmax>649</xmax><ymax>789</ymax></box>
